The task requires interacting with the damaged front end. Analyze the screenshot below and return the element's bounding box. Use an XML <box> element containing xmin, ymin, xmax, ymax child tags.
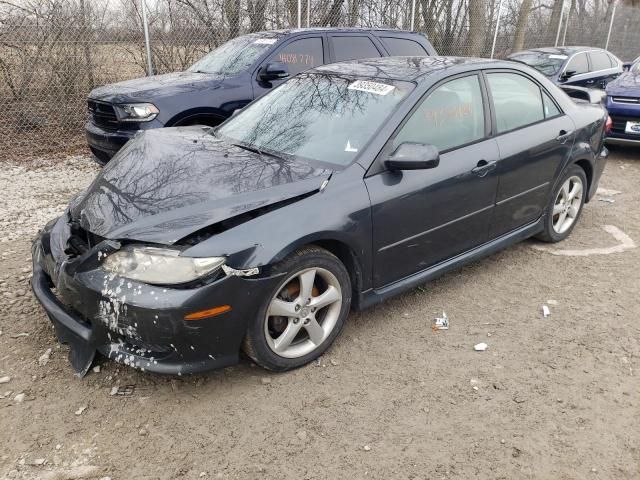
<box><xmin>31</xmin><ymin>212</ymin><xmax>283</xmax><ymax>377</ymax></box>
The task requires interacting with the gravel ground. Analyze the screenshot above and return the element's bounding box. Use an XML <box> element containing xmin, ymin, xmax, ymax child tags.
<box><xmin>0</xmin><ymin>150</ymin><xmax>639</xmax><ymax>480</ymax></box>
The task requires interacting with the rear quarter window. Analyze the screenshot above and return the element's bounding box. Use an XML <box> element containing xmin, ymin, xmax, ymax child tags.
<box><xmin>381</xmin><ymin>37</ymin><xmax>428</xmax><ymax>56</ymax></box>
<box><xmin>331</xmin><ymin>36</ymin><xmax>381</xmax><ymax>62</ymax></box>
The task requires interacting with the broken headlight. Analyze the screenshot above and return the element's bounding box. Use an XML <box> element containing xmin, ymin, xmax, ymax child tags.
<box><xmin>114</xmin><ymin>103</ymin><xmax>159</xmax><ymax>122</ymax></box>
<box><xmin>101</xmin><ymin>246</ymin><xmax>225</xmax><ymax>285</ymax></box>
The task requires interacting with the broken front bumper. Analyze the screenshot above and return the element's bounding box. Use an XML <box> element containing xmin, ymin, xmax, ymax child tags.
<box><xmin>30</xmin><ymin>217</ymin><xmax>281</xmax><ymax>376</ymax></box>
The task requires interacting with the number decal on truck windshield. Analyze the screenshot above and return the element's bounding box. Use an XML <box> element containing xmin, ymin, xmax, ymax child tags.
<box><xmin>278</xmin><ymin>53</ymin><xmax>315</xmax><ymax>66</ymax></box>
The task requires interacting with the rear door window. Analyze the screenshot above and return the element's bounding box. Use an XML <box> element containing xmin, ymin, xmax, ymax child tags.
<box><xmin>331</xmin><ymin>36</ymin><xmax>381</xmax><ymax>62</ymax></box>
<box><xmin>487</xmin><ymin>72</ymin><xmax>545</xmax><ymax>133</ymax></box>
<box><xmin>590</xmin><ymin>51</ymin><xmax>613</xmax><ymax>71</ymax></box>
<box><xmin>269</xmin><ymin>37</ymin><xmax>324</xmax><ymax>75</ymax></box>
<box><xmin>380</xmin><ymin>37</ymin><xmax>428</xmax><ymax>56</ymax></box>
<box><xmin>565</xmin><ymin>53</ymin><xmax>589</xmax><ymax>75</ymax></box>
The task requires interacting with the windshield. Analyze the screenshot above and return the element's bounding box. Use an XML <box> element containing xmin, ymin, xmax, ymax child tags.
<box><xmin>188</xmin><ymin>34</ymin><xmax>279</xmax><ymax>76</ymax></box>
<box><xmin>510</xmin><ymin>52</ymin><xmax>567</xmax><ymax>76</ymax></box>
<box><xmin>216</xmin><ymin>73</ymin><xmax>414</xmax><ymax>166</ymax></box>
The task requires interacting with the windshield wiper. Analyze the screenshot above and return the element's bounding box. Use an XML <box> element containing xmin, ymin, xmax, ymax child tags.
<box><xmin>232</xmin><ymin>143</ymin><xmax>284</xmax><ymax>161</ymax></box>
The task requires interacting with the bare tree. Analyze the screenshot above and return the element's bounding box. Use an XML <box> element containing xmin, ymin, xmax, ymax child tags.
<box><xmin>467</xmin><ymin>0</ymin><xmax>485</xmax><ymax>56</ymax></box>
<box><xmin>512</xmin><ymin>0</ymin><xmax>533</xmax><ymax>51</ymax></box>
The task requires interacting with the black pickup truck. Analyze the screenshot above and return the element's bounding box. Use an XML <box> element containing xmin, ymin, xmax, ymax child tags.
<box><xmin>86</xmin><ymin>28</ymin><xmax>436</xmax><ymax>163</ymax></box>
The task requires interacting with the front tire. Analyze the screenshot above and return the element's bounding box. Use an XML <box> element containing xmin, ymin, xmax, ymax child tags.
<box><xmin>243</xmin><ymin>246</ymin><xmax>352</xmax><ymax>371</ymax></box>
<box><xmin>537</xmin><ymin>164</ymin><xmax>587</xmax><ymax>243</ymax></box>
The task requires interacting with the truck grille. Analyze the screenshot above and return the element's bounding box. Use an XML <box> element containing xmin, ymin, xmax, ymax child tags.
<box><xmin>88</xmin><ymin>100</ymin><xmax>119</xmax><ymax>130</ymax></box>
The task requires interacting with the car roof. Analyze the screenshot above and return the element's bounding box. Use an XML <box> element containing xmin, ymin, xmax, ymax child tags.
<box><xmin>311</xmin><ymin>56</ymin><xmax>512</xmax><ymax>82</ymax></box>
<box><xmin>510</xmin><ymin>46</ymin><xmax>604</xmax><ymax>56</ymax></box>
<box><xmin>255</xmin><ymin>27</ymin><xmax>422</xmax><ymax>36</ymax></box>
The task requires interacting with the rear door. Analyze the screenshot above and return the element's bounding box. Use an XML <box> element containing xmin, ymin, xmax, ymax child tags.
<box><xmin>365</xmin><ymin>73</ymin><xmax>500</xmax><ymax>287</ymax></box>
<box><xmin>560</xmin><ymin>52</ymin><xmax>591</xmax><ymax>87</ymax></box>
<box><xmin>328</xmin><ymin>34</ymin><xmax>383</xmax><ymax>62</ymax></box>
<box><xmin>485</xmin><ymin>70</ymin><xmax>575</xmax><ymax>238</ymax></box>
<box><xmin>253</xmin><ymin>35</ymin><xmax>326</xmax><ymax>98</ymax></box>
<box><xmin>588</xmin><ymin>50</ymin><xmax>620</xmax><ymax>88</ymax></box>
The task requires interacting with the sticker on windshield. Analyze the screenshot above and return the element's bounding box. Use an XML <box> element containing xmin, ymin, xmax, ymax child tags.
<box><xmin>344</xmin><ymin>141</ymin><xmax>358</xmax><ymax>153</ymax></box>
<box><xmin>254</xmin><ymin>38</ymin><xmax>277</xmax><ymax>45</ymax></box>
<box><xmin>348</xmin><ymin>80</ymin><xmax>395</xmax><ymax>96</ymax></box>
<box><xmin>548</xmin><ymin>54</ymin><xmax>568</xmax><ymax>59</ymax></box>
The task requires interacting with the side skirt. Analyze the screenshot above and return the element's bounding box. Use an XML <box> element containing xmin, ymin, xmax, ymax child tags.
<box><xmin>358</xmin><ymin>217</ymin><xmax>545</xmax><ymax>310</ymax></box>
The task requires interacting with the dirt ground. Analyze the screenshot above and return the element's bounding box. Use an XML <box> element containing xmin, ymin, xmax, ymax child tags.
<box><xmin>0</xmin><ymin>149</ymin><xmax>639</xmax><ymax>480</ymax></box>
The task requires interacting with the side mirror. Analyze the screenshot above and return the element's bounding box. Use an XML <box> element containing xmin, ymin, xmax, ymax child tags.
<box><xmin>622</xmin><ymin>62</ymin><xmax>632</xmax><ymax>72</ymax></box>
<box><xmin>561</xmin><ymin>70</ymin><xmax>576</xmax><ymax>80</ymax></box>
<box><xmin>385</xmin><ymin>143</ymin><xmax>440</xmax><ymax>171</ymax></box>
<box><xmin>259</xmin><ymin>62</ymin><xmax>289</xmax><ymax>82</ymax></box>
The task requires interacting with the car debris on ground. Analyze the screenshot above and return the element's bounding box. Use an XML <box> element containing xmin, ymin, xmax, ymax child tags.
<box><xmin>432</xmin><ymin>311</ymin><xmax>449</xmax><ymax>331</ymax></box>
<box><xmin>542</xmin><ymin>305</ymin><xmax>551</xmax><ymax>317</ymax></box>
<box><xmin>474</xmin><ymin>343</ymin><xmax>488</xmax><ymax>352</ymax></box>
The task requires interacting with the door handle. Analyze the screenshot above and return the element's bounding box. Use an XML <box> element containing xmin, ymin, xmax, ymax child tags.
<box><xmin>471</xmin><ymin>160</ymin><xmax>497</xmax><ymax>177</ymax></box>
<box><xmin>555</xmin><ymin>129</ymin><xmax>574</xmax><ymax>144</ymax></box>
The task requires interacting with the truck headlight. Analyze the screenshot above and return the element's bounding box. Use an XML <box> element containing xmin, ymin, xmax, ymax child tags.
<box><xmin>114</xmin><ymin>103</ymin><xmax>159</xmax><ymax>122</ymax></box>
<box><xmin>102</xmin><ymin>246</ymin><xmax>225</xmax><ymax>285</ymax></box>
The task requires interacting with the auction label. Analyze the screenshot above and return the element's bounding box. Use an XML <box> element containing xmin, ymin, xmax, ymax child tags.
<box><xmin>348</xmin><ymin>80</ymin><xmax>395</xmax><ymax>95</ymax></box>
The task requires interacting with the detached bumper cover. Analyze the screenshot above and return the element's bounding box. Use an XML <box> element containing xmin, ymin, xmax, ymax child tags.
<box><xmin>30</xmin><ymin>217</ymin><xmax>281</xmax><ymax>376</ymax></box>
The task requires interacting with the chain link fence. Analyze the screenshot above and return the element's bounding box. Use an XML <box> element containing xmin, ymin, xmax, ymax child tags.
<box><xmin>1</xmin><ymin>0</ymin><xmax>639</xmax><ymax>161</ymax></box>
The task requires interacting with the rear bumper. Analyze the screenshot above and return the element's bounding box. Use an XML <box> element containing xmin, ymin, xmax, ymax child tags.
<box><xmin>30</xmin><ymin>217</ymin><xmax>281</xmax><ymax>376</ymax></box>
<box><xmin>605</xmin><ymin>136</ymin><xmax>640</xmax><ymax>145</ymax></box>
<box><xmin>605</xmin><ymin>102</ymin><xmax>640</xmax><ymax>144</ymax></box>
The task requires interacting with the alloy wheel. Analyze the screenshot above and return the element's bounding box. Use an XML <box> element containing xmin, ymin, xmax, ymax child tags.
<box><xmin>552</xmin><ymin>175</ymin><xmax>583</xmax><ymax>234</ymax></box>
<box><xmin>264</xmin><ymin>267</ymin><xmax>343</xmax><ymax>359</ymax></box>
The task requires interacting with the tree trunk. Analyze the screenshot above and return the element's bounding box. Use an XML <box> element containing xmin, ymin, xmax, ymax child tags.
<box><xmin>248</xmin><ymin>0</ymin><xmax>267</xmax><ymax>31</ymax></box>
<box><xmin>466</xmin><ymin>0</ymin><xmax>485</xmax><ymax>56</ymax></box>
<box><xmin>545</xmin><ymin>0</ymin><xmax>564</xmax><ymax>45</ymax></box>
<box><xmin>79</xmin><ymin>0</ymin><xmax>95</xmax><ymax>89</ymax></box>
<box><xmin>224</xmin><ymin>0</ymin><xmax>240</xmax><ymax>39</ymax></box>
<box><xmin>512</xmin><ymin>0</ymin><xmax>533</xmax><ymax>52</ymax></box>
<box><xmin>321</xmin><ymin>0</ymin><xmax>344</xmax><ymax>26</ymax></box>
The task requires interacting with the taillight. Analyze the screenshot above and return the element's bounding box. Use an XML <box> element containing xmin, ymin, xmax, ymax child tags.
<box><xmin>605</xmin><ymin>115</ymin><xmax>613</xmax><ymax>134</ymax></box>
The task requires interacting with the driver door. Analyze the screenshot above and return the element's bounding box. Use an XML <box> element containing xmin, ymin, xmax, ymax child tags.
<box><xmin>364</xmin><ymin>73</ymin><xmax>500</xmax><ymax>287</ymax></box>
<box><xmin>253</xmin><ymin>36</ymin><xmax>325</xmax><ymax>99</ymax></box>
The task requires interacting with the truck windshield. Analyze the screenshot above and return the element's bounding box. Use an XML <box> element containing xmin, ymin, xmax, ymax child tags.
<box><xmin>188</xmin><ymin>34</ymin><xmax>279</xmax><ymax>76</ymax></box>
<box><xmin>216</xmin><ymin>73</ymin><xmax>414</xmax><ymax>167</ymax></box>
<box><xmin>510</xmin><ymin>52</ymin><xmax>567</xmax><ymax>76</ymax></box>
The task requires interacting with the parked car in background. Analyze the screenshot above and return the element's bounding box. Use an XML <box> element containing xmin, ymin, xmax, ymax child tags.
<box><xmin>34</xmin><ymin>57</ymin><xmax>608</xmax><ymax>376</ymax></box>
<box><xmin>508</xmin><ymin>47</ymin><xmax>622</xmax><ymax>89</ymax></box>
<box><xmin>605</xmin><ymin>57</ymin><xmax>640</xmax><ymax>145</ymax></box>
<box><xmin>85</xmin><ymin>28</ymin><xmax>437</xmax><ymax>164</ymax></box>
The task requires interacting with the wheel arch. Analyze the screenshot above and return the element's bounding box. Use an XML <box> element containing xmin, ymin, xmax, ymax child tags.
<box><xmin>269</xmin><ymin>237</ymin><xmax>365</xmax><ymax>311</ymax></box>
<box><xmin>572</xmin><ymin>158</ymin><xmax>594</xmax><ymax>202</ymax></box>
<box><xmin>165</xmin><ymin>107</ymin><xmax>228</xmax><ymax>127</ymax></box>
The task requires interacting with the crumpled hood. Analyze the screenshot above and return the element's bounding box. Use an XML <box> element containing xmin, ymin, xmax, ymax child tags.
<box><xmin>606</xmin><ymin>71</ymin><xmax>640</xmax><ymax>97</ymax></box>
<box><xmin>70</xmin><ymin>127</ymin><xmax>331</xmax><ymax>244</ymax></box>
<box><xmin>88</xmin><ymin>71</ymin><xmax>223</xmax><ymax>104</ymax></box>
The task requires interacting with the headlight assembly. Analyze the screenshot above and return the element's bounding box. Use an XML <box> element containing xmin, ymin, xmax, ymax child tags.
<box><xmin>101</xmin><ymin>246</ymin><xmax>225</xmax><ymax>285</ymax></box>
<box><xmin>114</xmin><ymin>103</ymin><xmax>159</xmax><ymax>122</ymax></box>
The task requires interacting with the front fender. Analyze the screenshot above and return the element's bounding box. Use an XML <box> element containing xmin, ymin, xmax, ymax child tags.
<box><xmin>182</xmin><ymin>168</ymin><xmax>373</xmax><ymax>291</ymax></box>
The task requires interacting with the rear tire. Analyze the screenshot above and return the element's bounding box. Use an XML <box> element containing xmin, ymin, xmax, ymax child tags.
<box><xmin>536</xmin><ymin>164</ymin><xmax>587</xmax><ymax>243</ymax></box>
<box><xmin>243</xmin><ymin>246</ymin><xmax>351</xmax><ymax>371</ymax></box>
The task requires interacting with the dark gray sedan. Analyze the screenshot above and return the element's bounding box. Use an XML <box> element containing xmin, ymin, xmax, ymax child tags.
<box><xmin>32</xmin><ymin>57</ymin><xmax>609</xmax><ymax>376</ymax></box>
